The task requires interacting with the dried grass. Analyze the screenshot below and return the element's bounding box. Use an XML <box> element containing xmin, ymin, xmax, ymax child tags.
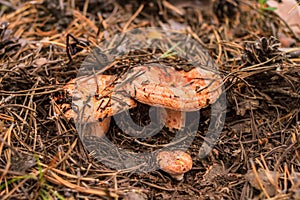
<box><xmin>0</xmin><ymin>0</ymin><xmax>299</xmax><ymax>199</ymax></box>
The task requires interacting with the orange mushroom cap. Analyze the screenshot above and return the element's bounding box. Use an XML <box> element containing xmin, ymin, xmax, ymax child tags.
<box><xmin>54</xmin><ymin>75</ymin><xmax>137</xmax><ymax>123</ymax></box>
<box><xmin>157</xmin><ymin>150</ymin><xmax>193</xmax><ymax>180</ymax></box>
<box><xmin>124</xmin><ymin>65</ymin><xmax>222</xmax><ymax>110</ymax></box>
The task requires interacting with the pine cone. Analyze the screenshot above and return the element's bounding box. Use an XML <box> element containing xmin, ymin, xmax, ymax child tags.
<box><xmin>242</xmin><ymin>36</ymin><xmax>283</xmax><ymax>65</ymax></box>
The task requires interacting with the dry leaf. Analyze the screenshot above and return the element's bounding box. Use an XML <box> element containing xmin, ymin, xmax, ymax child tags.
<box><xmin>267</xmin><ymin>0</ymin><xmax>300</xmax><ymax>35</ymax></box>
<box><xmin>245</xmin><ymin>169</ymin><xmax>278</xmax><ymax>197</ymax></box>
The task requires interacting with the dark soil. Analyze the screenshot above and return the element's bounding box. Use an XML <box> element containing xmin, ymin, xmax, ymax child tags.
<box><xmin>0</xmin><ymin>0</ymin><xmax>299</xmax><ymax>199</ymax></box>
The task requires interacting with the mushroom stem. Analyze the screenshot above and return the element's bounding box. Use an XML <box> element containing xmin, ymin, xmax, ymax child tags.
<box><xmin>171</xmin><ymin>173</ymin><xmax>185</xmax><ymax>181</ymax></box>
<box><xmin>158</xmin><ymin>108</ymin><xmax>186</xmax><ymax>131</ymax></box>
<box><xmin>85</xmin><ymin>117</ymin><xmax>111</xmax><ymax>138</ymax></box>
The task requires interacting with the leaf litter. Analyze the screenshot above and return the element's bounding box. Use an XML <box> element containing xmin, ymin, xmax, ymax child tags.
<box><xmin>0</xmin><ymin>0</ymin><xmax>299</xmax><ymax>199</ymax></box>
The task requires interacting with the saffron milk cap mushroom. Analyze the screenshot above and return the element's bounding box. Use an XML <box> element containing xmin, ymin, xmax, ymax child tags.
<box><xmin>123</xmin><ymin>64</ymin><xmax>222</xmax><ymax>131</ymax></box>
<box><xmin>54</xmin><ymin>74</ymin><xmax>137</xmax><ymax>136</ymax></box>
<box><xmin>157</xmin><ymin>150</ymin><xmax>193</xmax><ymax>180</ymax></box>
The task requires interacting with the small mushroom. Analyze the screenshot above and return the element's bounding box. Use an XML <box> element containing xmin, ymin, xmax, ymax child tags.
<box><xmin>54</xmin><ymin>74</ymin><xmax>137</xmax><ymax>136</ymax></box>
<box><xmin>157</xmin><ymin>150</ymin><xmax>193</xmax><ymax>180</ymax></box>
<box><xmin>123</xmin><ymin>65</ymin><xmax>222</xmax><ymax>131</ymax></box>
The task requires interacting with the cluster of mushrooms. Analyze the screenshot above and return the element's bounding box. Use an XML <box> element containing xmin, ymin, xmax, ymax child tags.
<box><xmin>54</xmin><ymin>64</ymin><xmax>222</xmax><ymax>180</ymax></box>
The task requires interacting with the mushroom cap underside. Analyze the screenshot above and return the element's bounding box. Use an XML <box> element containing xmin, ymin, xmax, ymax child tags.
<box><xmin>123</xmin><ymin>65</ymin><xmax>222</xmax><ymax>111</ymax></box>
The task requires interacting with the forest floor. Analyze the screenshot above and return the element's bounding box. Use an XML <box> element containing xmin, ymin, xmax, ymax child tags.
<box><xmin>0</xmin><ymin>0</ymin><xmax>299</xmax><ymax>199</ymax></box>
